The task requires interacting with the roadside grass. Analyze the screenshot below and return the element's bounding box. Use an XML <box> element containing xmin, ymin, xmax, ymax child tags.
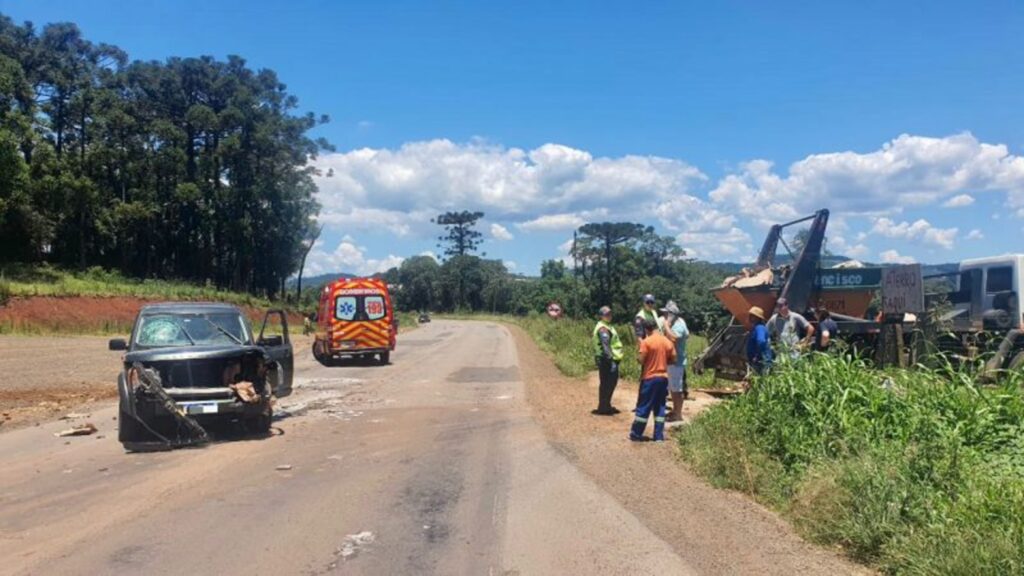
<box><xmin>1</xmin><ymin>263</ymin><xmax>274</xmax><ymax>307</ymax></box>
<box><xmin>0</xmin><ymin>317</ymin><xmax>136</xmax><ymax>336</ymax></box>
<box><xmin>677</xmin><ymin>353</ymin><xmax>1024</xmax><ymax>574</ymax></box>
<box><xmin>439</xmin><ymin>312</ymin><xmax>713</xmax><ymax>386</ymax></box>
<box><xmin>396</xmin><ymin>311</ymin><xmax>419</xmax><ymax>334</ymax></box>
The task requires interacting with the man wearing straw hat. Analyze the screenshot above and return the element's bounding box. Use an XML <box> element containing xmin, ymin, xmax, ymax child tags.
<box><xmin>746</xmin><ymin>305</ymin><xmax>773</xmax><ymax>375</ymax></box>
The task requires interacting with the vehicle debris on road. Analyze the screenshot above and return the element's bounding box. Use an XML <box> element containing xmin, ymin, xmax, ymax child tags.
<box><xmin>59</xmin><ymin>412</ymin><xmax>91</xmax><ymax>420</ymax></box>
<box><xmin>54</xmin><ymin>423</ymin><xmax>98</xmax><ymax>437</ymax></box>
<box><xmin>337</xmin><ymin>531</ymin><xmax>376</xmax><ymax>560</ymax></box>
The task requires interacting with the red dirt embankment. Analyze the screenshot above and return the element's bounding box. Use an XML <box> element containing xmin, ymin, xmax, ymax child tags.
<box><xmin>0</xmin><ymin>296</ymin><xmax>303</xmax><ymax>334</ymax></box>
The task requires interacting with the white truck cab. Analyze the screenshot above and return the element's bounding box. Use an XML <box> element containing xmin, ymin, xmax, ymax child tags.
<box><xmin>957</xmin><ymin>254</ymin><xmax>1024</xmax><ymax>330</ymax></box>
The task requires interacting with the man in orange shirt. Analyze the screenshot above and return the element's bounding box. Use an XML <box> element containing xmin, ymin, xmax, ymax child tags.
<box><xmin>629</xmin><ymin>318</ymin><xmax>677</xmax><ymax>442</ymax></box>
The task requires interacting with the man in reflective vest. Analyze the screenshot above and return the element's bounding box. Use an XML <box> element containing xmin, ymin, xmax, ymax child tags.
<box><xmin>633</xmin><ymin>293</ymin><xmax>665</xmax><ymax>339</ymax></box>
<box><xmin>592</xmin><ymin>306</ymin><xmax>624</xmax><ymax>415</ymax></box>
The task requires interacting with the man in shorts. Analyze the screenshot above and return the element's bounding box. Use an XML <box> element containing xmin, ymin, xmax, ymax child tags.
<box><xmin>661</xmin><ymin>300</ymin><xmax>689</xmax><ymax>422</ymax></box>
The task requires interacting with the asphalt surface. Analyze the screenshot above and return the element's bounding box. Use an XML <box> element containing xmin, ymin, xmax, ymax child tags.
<box><xmin>0</xmin><ymin>321</ymin><xmax>697</xmax><ymax>575</ymax></box>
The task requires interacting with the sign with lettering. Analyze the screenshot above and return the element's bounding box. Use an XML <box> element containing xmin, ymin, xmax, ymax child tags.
<box><xmin>882</xmin><ymin>264</ymin><xmax>924</xmax><ymax>315</ymax></box>
<box><xmin>814</xmin><ymin>268</ymin><xmax>883</xmax><ymax>289</ymax></box>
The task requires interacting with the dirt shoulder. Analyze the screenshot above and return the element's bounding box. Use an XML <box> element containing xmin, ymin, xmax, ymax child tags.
<box><xmin>0</xmin><ymin>335</ymin><xmax>119</xmax><ymax>431</ymax></box>
<box><xmin>508</xmin><ymin>324</ymin><xmax>870</xmax><ymax>576</ymax></box>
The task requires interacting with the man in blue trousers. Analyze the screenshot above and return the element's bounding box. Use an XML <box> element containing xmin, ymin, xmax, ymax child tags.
<box><xmin>630</xmin><ymin>318</ymin><xmax>676</xmax><ymax>442</ymax></box>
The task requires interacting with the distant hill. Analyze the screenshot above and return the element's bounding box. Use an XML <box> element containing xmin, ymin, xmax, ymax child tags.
<box><xmin>286</xmin><ymin>272</ymin><xmax>355</xmax><ymax>290</ymax></box>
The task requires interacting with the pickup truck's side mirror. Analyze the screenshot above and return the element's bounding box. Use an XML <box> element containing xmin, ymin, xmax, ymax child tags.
<box><xmin>109</xmin><ymin>338</ymin><xmax>127</xmax><ymax>351</ymax></box>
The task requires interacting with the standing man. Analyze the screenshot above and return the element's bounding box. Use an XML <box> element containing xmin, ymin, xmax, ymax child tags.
<box><xmin>630</xmin><ymin>318</ymin><xmax>676</xmax><ymax>442</ymax></box>
<box><xmin>814</xmin><ymin>307</ymin><xmax>839</xmax><ymax>351</ymax></box>
<box><xmin>633</xmin><ymin>294</ymin><xmax>665</xmax><ymax>340</ymax></box>
<box><xmin>746</xmin><ymin>306</ymin><xmax>773</xmax><ymax>375</ymax></box>
<box><xmin>661</xmin><ymin>300</ymin><xmax>689</xmax><ymax>422</ymax></box>
<box><xmin>592</xmin><ymin>306</ymin><xmax>624</xmax><ymax>415</ymax></box>
<box><xmin>767</xmin><ymin>297</ymin><xmax>815</xmax><ymax>358</ymax></box>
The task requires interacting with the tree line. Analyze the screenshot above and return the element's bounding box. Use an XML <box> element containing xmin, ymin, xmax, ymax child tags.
<box><xmin>384</xmin><ymin>211</ymin><xmax>731</xmax><ymax>332</ymax></box>
<box><xmin>0</xmin><ymin>15</ymin><xmax>329</xmax><ymax>297</ymax></box>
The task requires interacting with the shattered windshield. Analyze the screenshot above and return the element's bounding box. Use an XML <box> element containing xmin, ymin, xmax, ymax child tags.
<box><xmin>135</xmin><ymin>312</ymin><xmax>251</xmax><ymax>348</ymax></box>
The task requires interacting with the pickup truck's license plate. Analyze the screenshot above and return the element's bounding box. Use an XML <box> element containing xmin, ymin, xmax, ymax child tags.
<box><xmin>184</xmin><ymin>402</ymin><xmax>218</xmax><ymax>415</ymax></box>
<box><xmin>340</xmin><ymin>340</ymin><xmax>357</xmax><ymax>349</ymax></box>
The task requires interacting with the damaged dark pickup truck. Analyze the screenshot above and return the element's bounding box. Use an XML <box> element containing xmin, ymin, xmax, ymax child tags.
<box><xmin>109</xmin><ymin>303</ymin><xmax>294</xmax><ymax>452</ymax></box>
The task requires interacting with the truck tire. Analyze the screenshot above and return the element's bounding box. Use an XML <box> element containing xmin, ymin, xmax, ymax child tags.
<box><xmin>117</xmin><ymin>374</ymin><xmax>150</xmax><ymax>450</ymax></box>
<box><xmin>247</xmin><ymin>409</ymin><xmax>273</xmax><ymax>434</ymax></box>
<box><xmin>379</xmin><ymin>352</ymin><xmax>390</xmax><ymax>365</ymax></box>
<box><xmin>313</xmin><ymin>341</ymin><xmax>333</xmax><ymax>367</ymax></box>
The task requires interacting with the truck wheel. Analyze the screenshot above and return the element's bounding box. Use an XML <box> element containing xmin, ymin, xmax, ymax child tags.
<box><xmin>117</xmin><ymin>375</ymin><xmax>149</xmax><ymax>450</ymax></box>
<box><xmin>247</xmin><ymin>409</ymin><xmax>273</xmax><ymax>434</ymax></box>
<box><xmin>313</xmin><ymin>341</ymin><xmax>333</xmax><ymax>367</ymax></box>
<box><xmin>379</xmin><ymin>352</ymin><xmax>390</xmax><ymax>365</ymax></box>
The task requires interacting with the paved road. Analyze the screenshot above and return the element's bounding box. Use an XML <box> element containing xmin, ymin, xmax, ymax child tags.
<box><xmin>0</xmin><ymin>320</ymin><xmax>695</xmax><ymax>575</ymax></box>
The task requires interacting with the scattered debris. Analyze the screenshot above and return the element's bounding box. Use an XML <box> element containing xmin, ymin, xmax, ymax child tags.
<box><xmin>54</xmin><ymin>423</ymin><xmax>98</xmax><ymax>437</ymax></box>
<box><xmin>336</xmin><ymin>531</ymin><xmax>376</xmax><ymax>560</ymax></box>
<box><xmin>327</xmin><ymin>454</ymin><xmax>344</xmax><ymax>461</ymax></box>
<box><xmin>230</xmin><ymin>381</ymin><xmax>260</xmax><ymax>404</ymax></box>
<box><xmin>275</xmin><ymin>464</ymin><xmax>293</xmax><ymax>471</ymax></box>
<box><xmin>495</xmin><ymin>394</ymin><xmax>513</xmax><ymax>400</ymax></box>
<box><xmin>60</xmin><ymin>412</ymin><xmax>91</xmax><ymax>420</ymax></box>
<box><xmin>98</xmin><ymin>467</ymin><xmax>109</xmax><ymax>472</ymax></box>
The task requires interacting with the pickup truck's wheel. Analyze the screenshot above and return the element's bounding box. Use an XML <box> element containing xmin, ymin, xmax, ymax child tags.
<box><xmin>117</xmin><ymin>374</ymin><xmax>147</xmax><ymax>449</ymax></box>
<box><xmin>247</xmin><ymin>409</ymin><xmax>273</xmax><ymax>434</ymax></box>
<box><xmin>379</xmin><ymin>352</ymin><xmax>390</xmax><ymax>365</ymax></box>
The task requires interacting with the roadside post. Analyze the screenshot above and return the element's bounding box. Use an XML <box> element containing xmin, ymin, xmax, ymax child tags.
<box><xmin>878</xmin><ymin>264</ymin><xmax>925</xmax><ymax>368</ymax></box>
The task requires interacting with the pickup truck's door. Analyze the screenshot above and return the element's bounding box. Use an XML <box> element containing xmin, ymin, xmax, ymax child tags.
<box><xmin>259</xmin><ymin>310</ymin><xmax>293</xmax><ymax>397</ymax></box>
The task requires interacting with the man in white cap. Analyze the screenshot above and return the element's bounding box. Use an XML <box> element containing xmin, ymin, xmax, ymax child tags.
<box><xmin>660</xmin><ymin>300</ymin><xmax>689</xmax><ymax>422</ymax></box>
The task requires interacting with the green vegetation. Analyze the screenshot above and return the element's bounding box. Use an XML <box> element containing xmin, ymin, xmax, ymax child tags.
<box><xmin>677</xmin><ymin>353</ymin><xmax>1024</xmax><ymax>574</ymax></box>
<box><xmin>0</xmin><ymin>16</ymin><xmax>328</xmax><ymax>297</ymax></box>
<box><xmin>2</xmin><ymin>264</ymin><xmax>272</xmax><ymax>307</ymax></box>
<box><xmin>387</xmin><ymin>215</ymin><xmax>731</xmax><ymax>332</ymax></box>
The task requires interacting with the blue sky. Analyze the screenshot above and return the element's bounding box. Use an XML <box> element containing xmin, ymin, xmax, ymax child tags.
<box><xmin>3</xmin><ymin>0</ymin><xmax>1023</xmax><ymax>274</ymax></box>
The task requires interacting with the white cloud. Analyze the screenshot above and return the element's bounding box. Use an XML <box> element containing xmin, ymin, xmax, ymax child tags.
<box><xmin>305</xmin><ymin>240</ymin><xmax>404</xmax><ymax>276</ymax></box>
<box><xmin>504</xmin><ymin>260</ymin><xmax>518</xmax><ymax>271</ymax></box>
<box><xmin>490</xmin><ymin>223</ymin><xmax>514</xmax><ymax>241</ymax></box>
<box><xmin>846</xmin><ymin>244</ymin><xmax>870</xmax><ymax>259</ymax></box>
<box><xmin>879</xmin><ymin>249</ymin><xmax>916</xmax><ymax>264</ymax></box>
<box><xmin>829</xmin><ymin>234</ymin><xmax>870</xmax><ymax>259</ymax></box>
<box><xmin>675</xmin><ymin>227</ymin><xmax>753</xmax><ymax>259</ymax></box>
<box><xmin>966</xmin><ymin>229</ymin><xmax>984</xmax><ymax>240</ymax></box>
<box><xmin>314</xmin><ymin>139</ymin><xmax>709</xmax><ymax>236</ymax></box>
<box><xmin>870</xmin><ymin>217</ymin><xmax>958</xmax><ymax>249</ymax></box>
<box><xmin>942</xmin><ymin>194</ymin><xmax>975</xmax><ymax>208</ymax></box>
<box><xmin>517</xmin><ymin>213</ymin><xmax>587</xmax><ymax>232</ymax></box>
<box><xmin>709</xmin><ymin>133</ymin><xmax>1024</xmax><ymax>221</ymax></box>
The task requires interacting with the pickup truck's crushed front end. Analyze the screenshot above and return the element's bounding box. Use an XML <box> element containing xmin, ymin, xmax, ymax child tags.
<box><xmin>118</xmin><ymin>346</ymin><xmax>274</xmax><ymax>450</ymax></box>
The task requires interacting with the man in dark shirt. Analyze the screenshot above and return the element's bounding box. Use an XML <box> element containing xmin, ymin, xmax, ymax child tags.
<box><xmin>814</xmin><ymin>307</ymin><xmax>839</xmax><ymax>351</ymax></box>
